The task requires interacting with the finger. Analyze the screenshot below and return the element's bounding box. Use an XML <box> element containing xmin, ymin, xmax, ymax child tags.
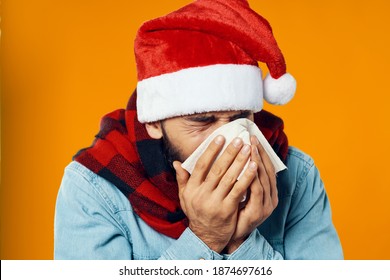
<box><xmin>226</xmin><ymin>161</ymin><xmax>257</xmax><ymax>204</ymax></box>
<box><xmin>258</xmin><ymin>142</ymin><xmax>278</xmax><ymax>207</ymax></box>
<box><xmin>173</xmin><ymin>161</ymin><xmax>190</xmax><ymax>213</ymax></box>
<box><xmin>173</xmin><ymin>161</ymin><xmax>190</xmax><ymax>192</ymax></box>
<box><xmin>251</xmin><ymin>136</ymin><xmax>275</xmax><ymax>205</ymax></box>
<box><xmin>191</xmin><ymin>135</ymin><xmax>225</xmax><ymax>184</ymax></box>
<box><xmin>251</xmin><ymin>170</ymin><xmax>275</xmax><ymax>220</ymax></box>
<box><xmin>204</xmin><ymin>137</ymin><xmax>244</xmax><ymax>188</ymax></box>
<box><xmin>250</xmin><ymin>136</ymin><xmax>262</xmax><ymax>166</ymax></box>
<box><xmin>253</xmin><ymin>145</ymin><xmax>272</xmax><ymax>208</ymax></box>
<box><xmin>252</xmin><ymin>135</ymin><xmax>276</xmax><ymax>181</ymax></box>
<box><xmin>242</xmin><ymin>174</ymin><xmax>264</xmax><ymax>219</ymax></box>
<box><xmin>215</xmin><ymin>144</ymin><xmax>251</xmax><ymax>197</ymax></box>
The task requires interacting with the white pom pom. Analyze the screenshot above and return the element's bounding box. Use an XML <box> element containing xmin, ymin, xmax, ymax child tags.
<box><xmin>264</xmin><ymin>73</ymin><xmax>296</xmax><ymax>105</ymax></box>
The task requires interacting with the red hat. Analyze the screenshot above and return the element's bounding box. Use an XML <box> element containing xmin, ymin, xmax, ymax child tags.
<box><xmin>135</xmin><ymin>0</ymin><xmax>296</xmax><ymax>123</ymax></box>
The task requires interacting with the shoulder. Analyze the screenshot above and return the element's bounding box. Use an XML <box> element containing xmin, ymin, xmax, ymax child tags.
<box><xmin>285</xmin><ymin>146</ymin><xmax>315</xmax><ymax>181</ymax></box>
<box><xmin>55</xmin><ymin>161</ymin><xmax>136</xmax><ymax>259</ymax></box>
<box><xmin>277</xmin><ymin>146</ymin><xmax>320</xmax><ymax>197</ymax></box>
<box><xmin>58</xmin><ymin>161</ymin><xmax>133</xmax><ymax>214</ymax></box>
<box><xmin>286</xmin><ymin>146</ymin><xmax>314</xmax><ymax>170</ymax></box>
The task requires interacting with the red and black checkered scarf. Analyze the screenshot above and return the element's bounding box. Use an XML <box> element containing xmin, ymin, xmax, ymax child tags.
<box><xmin>74</xmin><ymin>91</ymin><xmax>288</xmax><ymax>239</ymax></box>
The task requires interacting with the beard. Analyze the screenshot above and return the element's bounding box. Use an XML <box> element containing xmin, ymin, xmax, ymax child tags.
<box><xmin>160</xmin><ymin>121</ymin><xmax>187</xmax><ymax>167</ymax></box>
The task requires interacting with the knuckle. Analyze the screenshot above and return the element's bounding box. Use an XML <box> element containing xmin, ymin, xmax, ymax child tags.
<box><xmin>251</xmin><ymin>148</ymin><xmax>261</xmax><ymax>160</ymax></box>
<box><xmin>228</xmin><ymin>188</ymin><xmax>241</xmax><ymax>200</ymax></box>
<box><xmin>258</xmin><ymin>184</ymin><xmax>264</xmax><ymax>194</ymax></box>
<box><xmin>243</xmin><ymin>169</ymin><xmax>255</xmax><ymax>181</ymax></box>
<box><xmin>266</xmin><ymin>164</ymin><xmax>275</xmax><ymax>175</ymax></box>
<box><xmin>257</xmin><ymin>143</ymin><xmax>265</xmax><ymax>152</ymax></box>
<box><xmin>251</xmin><ymin>187</ymin><xmax>262</xmax><ymax>196</ymax></box>
<box><xmin>221</xmin><ymin>174</ymin><xmax>237</xmax><ymax>188</ymax></box>
<box><xmin>250</xmin><ymin>179</ymin><xmax>262</xmax><ymax>195</ymax></box>
<box><xmin>240</xmin><ymin>172</ymin><xmax>255</xmax><ymax>185</ymax></box>
<box><xmin>252</xmin><ymin>145</ymin><xmax>261</xmax><ymax>157</ymax></box>
<box><xmin>225</xmin><ymin>144</ymin><xmax>239</xmax><ymax>157</ymax></box>
<box><xmin>235</xmin><ymin>153</ymin><xmax>248</xmax><ymax>164</ymax></box>
<box><xmin>260</xmin><ymin>176</ymin><xmax>269</xmax><ymax>188</ymax></box>
<box><xmin>194</xmin><ymin>159</ymin><xmax>207</xmax><ymax>171</ymax></box>
<box><xmin>210</xmin><ymin>164</ymin><xmax>225</xmax><ymax>178</ymax></box>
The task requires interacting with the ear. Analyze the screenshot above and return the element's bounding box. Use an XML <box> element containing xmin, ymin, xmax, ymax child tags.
<box><xmin>145</xmin><ymin>122</ymin><xmax>163</xmax><ymax>139</ymax></box>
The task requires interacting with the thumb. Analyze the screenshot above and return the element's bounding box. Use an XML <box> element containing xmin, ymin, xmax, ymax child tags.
<box><xmin>173</xmin><ymin>161</ymin><xmax>190</xmax><ymax>189</ymax></box>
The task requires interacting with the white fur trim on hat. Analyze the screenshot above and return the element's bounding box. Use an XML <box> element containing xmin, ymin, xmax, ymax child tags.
<box><xmin>137</xmin><ymin>64</ymin><xmax>263</xmax><ymax>123</ymax></box>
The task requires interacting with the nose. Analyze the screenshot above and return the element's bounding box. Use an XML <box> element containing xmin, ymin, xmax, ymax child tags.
<box><xmin>202</xmin><ymin>118</ymin><xmax>232</xmax><ymax>141</ymax></box>
<box><xmin>213</xmin><ymin>117</ymin><xmax>232</xmax><ymax>129</ymax></box>
<box><xmin>199</xmin><ymin>118</ymin><xmax>232</xmax><ymax>143</ymax></box>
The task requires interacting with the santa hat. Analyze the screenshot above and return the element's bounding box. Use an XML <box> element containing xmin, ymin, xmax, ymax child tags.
<box><xmin>135</xmin><ymin>0</ymin><xmax>296</xmax><ymax>123</ymax></box>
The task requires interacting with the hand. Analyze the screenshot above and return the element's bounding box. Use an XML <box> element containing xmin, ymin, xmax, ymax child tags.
<box><xmin>225</xmin><ymin>135</ymin><xmax>279</xmax><ymax>253</ymax></box>
<box><xmin>173</xmin><ymin>135</ymin><xmax>258</xmax><ymax>253</ymax></box>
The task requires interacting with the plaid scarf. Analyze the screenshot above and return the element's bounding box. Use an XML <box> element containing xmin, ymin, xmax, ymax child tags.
<box><xmin>74</xmin><ymin>91</ymin><xmax>288</xmax><ymax>239</ymax></box>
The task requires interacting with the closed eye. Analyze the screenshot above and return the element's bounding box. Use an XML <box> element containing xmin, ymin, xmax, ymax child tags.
<box><xmin>184</xmin><ymin>115</ymin><xmax>216</xmax><ymax>124</ymax></box>
<box><xmin>229</xmin><ymin>111</ymin><xmax>251</xmax><ymax>121</ymax></box>
<box><xmin>183</xmin><ymin>110</ymin><xmax>251</xmax><ymax>125</ymax></box>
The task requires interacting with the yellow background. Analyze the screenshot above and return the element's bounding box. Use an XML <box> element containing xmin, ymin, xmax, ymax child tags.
<box><xmin>2</xmin><ymin>0</ymin><xmax>390</xmax><ymax>259</ymax></box>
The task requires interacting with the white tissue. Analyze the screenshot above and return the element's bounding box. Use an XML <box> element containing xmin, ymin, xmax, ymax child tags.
<box><xmin>181</xmin><ymin>118</ymin><xmax>287</xmax><ymax>201</ymax></box>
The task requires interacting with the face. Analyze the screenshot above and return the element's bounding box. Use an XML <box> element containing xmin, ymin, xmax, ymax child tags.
<box><xmin>146</xmin><ymin>111</ymin><xmax>254</xmax><ymax>163</ymax></box>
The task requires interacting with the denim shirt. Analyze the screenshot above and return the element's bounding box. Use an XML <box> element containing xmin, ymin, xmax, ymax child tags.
<box><xmin>54</xmin><ymin>146</ymin><xmax>343</xmax><ymax>260</ymax></box>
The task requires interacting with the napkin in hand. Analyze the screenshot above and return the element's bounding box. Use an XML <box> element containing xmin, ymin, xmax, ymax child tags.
<box><xmin>181</xmin><ymin>118</ymin><xmax>287</xmax><ymax>201</ymax></box>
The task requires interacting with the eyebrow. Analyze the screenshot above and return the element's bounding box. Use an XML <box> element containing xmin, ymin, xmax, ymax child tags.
<box><xmin>184</xmin><ymin>111</ymin><xmax>251</xmax><ymax>123</ymax></box>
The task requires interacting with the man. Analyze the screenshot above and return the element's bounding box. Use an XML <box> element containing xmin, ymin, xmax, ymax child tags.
<box><xmin>54</xmin><ymin>0</ymin><xmax>343</xmax><ymax>259</ymax></box>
